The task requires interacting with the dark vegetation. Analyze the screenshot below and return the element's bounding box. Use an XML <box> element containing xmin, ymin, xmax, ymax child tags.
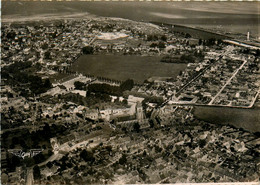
<box><xmin>2</xmin><ymin>61</ymin><xmax>52</xmax><ymax>96</ymax></box>
<box><xmin>60</xmin><ymin>80</ymin><xmax>134</xmax><ymax>108</ymax></box>
<box><xmin>87</xmin><ymin>79</ymin><xmax>134</xmax><ymax>97</ymax></box>
<box><xmin>160</xmin><ymin>54</ymin><xmax>195</xmax><ymax>63</ymax></box>
<box><xmin>33</xmin><ymin>165</ymin><xmax>41</xmax><ymax>180</ymax></box>
<box><xmin>82</xmin><ymin>46</ymin><xmax>94</xmax><ymax>55</ymax></box>
<box><xmin>74</xmin><ymin>81</ymin><xmax>86</xmax><ymax>90</ymax></box>
<box><xmin>146</xmin><ymin>34</ymin><xmax>167</xmax><ymax>42</ymax></box>
<box><xmin>150</xmin><ymin>42</ymin><xmax>166</xmax><ymax>49</ymax></box>
<box><xmin>2</xmin><ymin>122</ymin><xmax>79</xmax><ymax>172</ymax></box>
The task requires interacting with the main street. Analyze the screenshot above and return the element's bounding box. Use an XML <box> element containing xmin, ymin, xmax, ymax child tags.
<box><xmin>26</xmin><ymin>168</ymin><xmax>34</xmax><ymax>185</ymax></box>
<box><xmin>161</xmin><ymin>53</ymin><xmax>229</xmax><ymax>108</ymax></box>
<box><xmin>208</xmin><ymin>59</ymin><xmax>248</xmax><ymax>105</ymax></box>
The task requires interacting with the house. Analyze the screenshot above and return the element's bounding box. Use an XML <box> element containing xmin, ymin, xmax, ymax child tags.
<box><xmin>50</xmin><ymin>137</ymin><xmax>60</xmax><ymax>154</ymax></box>
<box><xmin>127</xmin><ymin>95</ymin><xmax>144</xmax><ymax>105</ymax></box>
<box><xmin>85</xmin><ymin>109</ymin><xmax>99</xmax><ymax>121</ymax></box>
<box><xmin>188</xmin><ymin>38</ymin><xmax>199</xmax><ymax>46</ymax></box>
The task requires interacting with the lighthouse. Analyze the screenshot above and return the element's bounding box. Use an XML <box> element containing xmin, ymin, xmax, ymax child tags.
<box><xmin>247</xmin><ymin>31</ymin><xmax>250</xmax><ymax>41</ymax></box>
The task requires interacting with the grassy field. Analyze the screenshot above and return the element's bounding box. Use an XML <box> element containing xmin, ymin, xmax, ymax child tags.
<box><xmin>70</xmin><ymin>55</ymin><xmax>187</xmax><ymax>83</ymax></box>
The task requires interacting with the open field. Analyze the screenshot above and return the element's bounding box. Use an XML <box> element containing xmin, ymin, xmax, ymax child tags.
<box><xmin>194</xmin><ymin>106</ymin><xmax>260</xmax><ymax>133</ymax></box>
<box><xmin>70</xmin><ymin>55</ymin><xmax>187</xmax><ymax>83</ymax></box>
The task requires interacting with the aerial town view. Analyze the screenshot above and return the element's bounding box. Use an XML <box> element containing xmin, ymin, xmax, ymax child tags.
<box><xmin>1</xmin><ymin>1</ymin><xmax>260</xmax><ymax>184</ymax></box>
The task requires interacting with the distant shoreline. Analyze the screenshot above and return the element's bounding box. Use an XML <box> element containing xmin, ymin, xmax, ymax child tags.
<box><xmin>1</xmin><ymin>12</ymin><xmax>95</xmax><ymax>23</ymax></box>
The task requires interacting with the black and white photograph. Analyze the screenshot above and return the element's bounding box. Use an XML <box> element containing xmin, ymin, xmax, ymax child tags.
<box><xmin>1</xmin><ymin>1</ymin><xmax>260</xmax><ymax>184</ymax></box>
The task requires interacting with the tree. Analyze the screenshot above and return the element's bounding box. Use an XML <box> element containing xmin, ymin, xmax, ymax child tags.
<box><xmin>35</xmin><ymin>63</ymin><xmax>42</xmax><ymax>71</ymax></box>
<box><xmin>82</xmin><ymin>46</ymin><xmax>94</xmax><ymax>55</ymax></box>
<box><xmin>161</xmin><ymin>35</ymin><xmax>167</xmax><ymax>41</ymax></box>
<box><xmin>8</xmin><ymin>155</ymin><xmax>21</xmax><ymax>172</ymax></box>
<box><xmin>20</xmin><ymin>139</ymin><xmax>29</xmax><ymax>150</ymax></box>
<box><xmin>105</xmin><ymin>145</ymin><xmax>112</xmax><ymax>152</ymax></box>
<box><xmin>133</xmin><ymin>122</ymin><xmax>140</xmax><ymax>133</ymax></box>
<box><xmin>122</xmin><ymin>99</ymin><xmax>128</xmax><ymax>105</ymax></box>
<box><xmin>149</xmin><ymin>119</ymin><xmax>154</xmax><ymax>128</ymax></box>
<box><xmin>44</xmin><ymin>51</ymin><xmax>51</xmax><ymax>59</ymax></box>
<box><xmin>185</xmin><ymin>33</ymin><xmax>191</xmax><ymax>38</ymax></box>
<box><xmin>199</xmin><ymin>39</ymin><xmax>202</xmax><ymax>45</ymax></box>
<box><xmin>147</xmin><ymin>35</ymin><xmax>158</xmax><ymax>41</ymax></box>
<box><xmin>33</xmin><ymin>153</ymin><xmax>45</xmax><ymax>164</ymax></box>
<box><xmin>33</xmin><ymin>165</ymin><xmax>41</xmax><ymax>180</ymax></box>
<box><xmin>119</xmin><ymin>154</ymin><xmax>127</xmax><ymax>165</ymax></box>
<box><xmin>6</xmin><ymin>31</ymin><xmax>16</xmax><ymax>39</ymax></box>
<box><xmin>41</xmin><ymin>43</ymin><xmax>48</xmax><ymax>50</ymax></box>
<box><xmin>120</xmin><ymin>79</ymin><xmax>134</xmax><ymax>91</ymax></box>
<box><xmin>198</xmin><ymin>139</ymin><xmax>207</xmax><ymax>148</ymax></box>
<box><xmin>43</xmin><ymin>79</ymin><xmax>52</xmax><ymax>89</ymax></box>
<box><xmin>43</xmin><ymin>123</ymin><xmax>51</xmax><ymax>139</ymax></box>
<box><xmin>24</xmin><ymin>157</ymin><xmax>35</xmax><ymax>167</ymax></box>
<box><xmin>11</xmin><ymin>137</ymin><xmax>19</xmax><ymax>146</ymax></box>
<box><xmin>80</xmin><ymin>149</ymin><xmax>95</xmax><ymax>163</ymax></box>
<box><xmin>150</xmin><ymin>43</ymin><xmax>158</xmax><ymax>48</ymax></box>
<box><xmin>158</xmin><ymin>42</ymin><xmax>166</xmax><ymax>49</ymax></box>
<box><xmin>74</xmin><ymin>81</ymin><xmax>85</xmax><ymax>90</ymax></box>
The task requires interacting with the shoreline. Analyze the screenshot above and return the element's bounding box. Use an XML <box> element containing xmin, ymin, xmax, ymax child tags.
<box><xmin>2</xmin><ymin>12</ymin><xmax>95</xmax><ymax>23</ymax></box>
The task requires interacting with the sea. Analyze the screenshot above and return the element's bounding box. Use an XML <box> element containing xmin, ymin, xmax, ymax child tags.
<box><xmin>2</xmin><ymin>1</ymin><xmax>260</xmax><ymax>131</ymax></box>
<box><xmin>2</xmin><ymin>1</ymin><xmax>260</xmax><ymax>39</ymax></box>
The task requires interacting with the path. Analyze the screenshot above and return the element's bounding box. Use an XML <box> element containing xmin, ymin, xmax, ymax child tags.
<box><xmin>208</xmin><ymin>59</ymin><xmax>247</xmax><ymax>105</ymax></box>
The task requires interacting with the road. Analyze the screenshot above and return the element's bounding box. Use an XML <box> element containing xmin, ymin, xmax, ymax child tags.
<box><xmin>38</xmin><ymin>153</ymin><xmax>63</xmax><ymax>167</ymax></box>
<box><xmin>159</xmin><ymin>48</ymin><xmax>232</xmax><ymax>109</ymax></box>
<box><xmin>249</xmin><ymin>91</ymin><xmax>260</xmax><ymax>108</ymax></box>
<box><xmin>160</xmin><ymin>60</ymin><xmax>219</xmax><ymax>108</ymax></box>
<box><xmin>176</xmin><ymin>60</ymin><xmax>218</xmax><ymax>96</ymax></box>
<box><xmin>26</xmin><ymin>168</ymin><xmax>34</xmax><ymax>185</ymax></box>
<box><xmin>208</xmin><ymin>59</ymin><xmax>247</xmax><ymax>105</ymax></box>
<box><xmin>223</xmin><ymin>40</ymin><xmax>260</xmax><ymax>50</ymax></box>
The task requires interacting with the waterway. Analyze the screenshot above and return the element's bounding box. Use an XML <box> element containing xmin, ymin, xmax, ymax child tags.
<box><xmin>2</xmin><ymin>1</ymin><xmax>259</xmax><ymax>38</ymax></box>
<box><xmin>194</xmin><ymin>106</ymin><xmax>260</xmax><ymax>133</ymax></box>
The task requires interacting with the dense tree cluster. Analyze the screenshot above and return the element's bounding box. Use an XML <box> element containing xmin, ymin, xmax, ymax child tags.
<box><xmin>80</xmin><ymin>149</ymin><xmax>95</xmax><ymax>163</ymax></box>
<box><xmin>87</xmin><ymin>83</ymin><xmax>122</xmax><ymax>96</ymax></box>
<box><xmin>119</xmin><ymin>154</ymin><xmax>127</xmax><ymax>165</ymax></box>
<box><xmin>74</xmin><ymin>81</ymin><xmax>86</xmax><ymax>90</ymax></box>
<box><xmin>87</xmin><ymin>79</ymin><xmax>134</xmax><ymax>97</ymax></box>
<box><xmin>180</xmin><ymin>54</ymin><xmax>195</xmax><ymax>63</ymax></box>
<box><xmin>146</xmin><ymin>34</ymin><xmax>167</xmax><ymax>42</ymax></box>
<box><xmin>2</xmin><ymin>61</ymin><xmax>52</xmax><ymax>96</ymax></box>
<box><xmin>1</xmin><ymin>122</ymin><xmax>76</xmax><ymax>171</ymax></box>
<box><xmin>133</xmin><ymin>122</ymin><xmax>141</xmax><ymax>133</ymax></box>
<box><xmin>33</xmin><ymin>165</ymin><xmax>41</xmax><ymax>180</ymax></box>
<box><xmin>6</xmin><ymin>31</ymin><xmax>17</xmax><ymax>40</ymax></box>
<box><xmin>150</xmin><ymin>42</ymin><xmax>166</xmax><ymax>49</ymax></box>
<box><xmin>147</xmin><ymin>35</ymin><xmax>159</xmax><ymax>41</ymax></box>
<box><xmin>120</xmin><ymin>79</ymin><xmax>134</xmax><ymax>91</ymax></box>
<box><xmin>150</xmin><ymin>43</ymin><xmax>158</xmax><ymax>48</ymax></box>
<box><xmin>82</xmin><ymin>46</ymin><xmax>94</xmax><ymax>55</ymax></box>
<box><xmin>161</xmin><ymin>35</ymin><xmax>167</xmax><ymax>41</ymax></box>
<box><xmin>143</xmin><ymin>96</ymin><xmax>164</xmax><ymax>106</ymax></box>
<box><xmin>160</xmin><ymin>55</ymin><xmax>182</xmax><ymax>63</ymax></box>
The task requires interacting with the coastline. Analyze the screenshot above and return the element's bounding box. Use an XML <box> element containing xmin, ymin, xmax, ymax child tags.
<box><xmin>2</xmin><ymin>12</ymin><xmax>95</xmax><ymax>23</ymax></box>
